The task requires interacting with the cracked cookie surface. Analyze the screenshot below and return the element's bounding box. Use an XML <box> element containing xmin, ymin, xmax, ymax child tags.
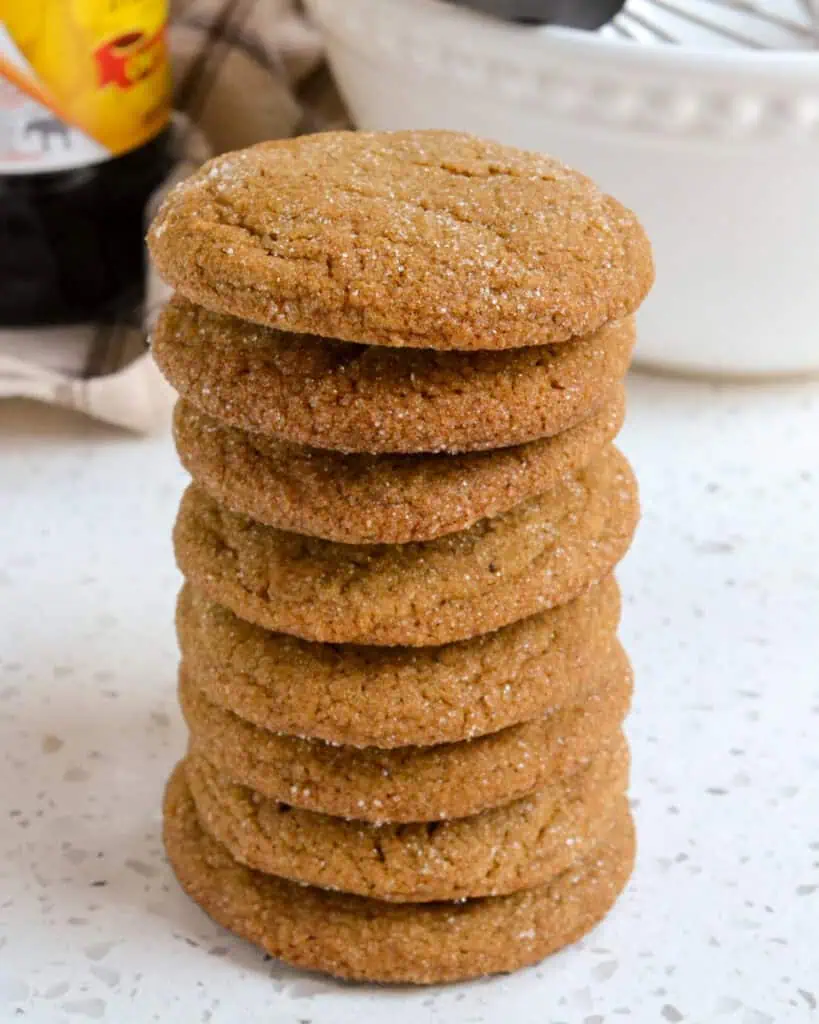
<box><xmin>164</xmin><ymin>763</ymin><xmax>636</xmax><ymax>984</ymax></box>
<box><xmin>184</xmin><ymin>739</ymin><xmax>628</xmax><ymax>902</ymax></box>
<box><xmin>173</xmin><ymin>445</ymin><xmax>638</xmax><ymax>646</ymax></box>
<box><xmin>173</xmin><ymin>389</ymin><xmax>625</xmax><ymax>543</ymax></box>
<box><xmin>148</xmin><ymin>130</ymin><xmax>653</xmax><ymax>352</ymax></box>
<box><xmin>154</xmin><ymin>296</ymin><xmax>634</xmax><ymax>454</ymax></box>
<box><xmin>177</xmin><ymin>575</ymin><xmax>620</xmax><ymax>748</ymax></box>
<box><xmin>179</xmin><ymin>645</ymin><xmax>632</xmax><ymax>823</ymax></box>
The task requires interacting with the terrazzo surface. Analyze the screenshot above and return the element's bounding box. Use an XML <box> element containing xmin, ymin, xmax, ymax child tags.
<box><xmin>0</xmin><ymin>372</ymin><xmax>817</xmax><ymax>1023</ymax></box>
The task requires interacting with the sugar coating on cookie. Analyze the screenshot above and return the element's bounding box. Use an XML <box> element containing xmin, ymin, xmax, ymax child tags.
<box><xmin>173</xmin><ymin>445</ymin><xmax>639</xmax><ymax>646</ymax></box>
<box><xmin>184</xmin><ymin>738</ymin><xmax>629</xmax><ymax>902</ymax></box>
<box><xmin>179</xmin><ymin>645</ymin><xmax>633</xmax><ymax>824</ymax></box>
<box><xmin>163</xmin><ymin>764</ymin><xmax>636</xmax><ymax>984</ymax></box>
<box><xmin>153</xmin><ymin>296</ymin><xmax>635</xmax><ymax>454</ymax></box>
<box><xmin>148</xmin><ymin>130</ymin><xmax>653</xmax><ymax>352</ymax></box>
<box><xmin>177</xmin><ymin>576</ymin><xmax>621</xmax><ymax>748</ymax></box>
<box><xmin>172</xmin><ymin>388</ymin><xmax>626</xmax><ymax>544</ymax></box>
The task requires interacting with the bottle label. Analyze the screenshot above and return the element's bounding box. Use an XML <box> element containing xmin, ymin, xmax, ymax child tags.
<box><xmin>0</xmin><ymin>1</ymin><xmax>171</xmax><ymax>174</ymax></box>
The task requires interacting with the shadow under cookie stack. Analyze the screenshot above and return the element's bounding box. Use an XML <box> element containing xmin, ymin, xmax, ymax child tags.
<box><xmin>148</xmin><ymin>130</ymin><xmax>654</xmax><ymax>985</ymax></box>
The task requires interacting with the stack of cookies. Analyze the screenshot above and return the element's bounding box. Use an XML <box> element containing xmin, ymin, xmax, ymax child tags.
<box><xmin>148</xmin><ymin>130</ymin><xmax>653</xmax><ymax>985</ymax></box>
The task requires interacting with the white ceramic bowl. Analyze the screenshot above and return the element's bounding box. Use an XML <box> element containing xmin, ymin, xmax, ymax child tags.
<box><xmin>306</xmin><ymin>0</ymin><xmax>819</xmax><ymax>377</ymax></box>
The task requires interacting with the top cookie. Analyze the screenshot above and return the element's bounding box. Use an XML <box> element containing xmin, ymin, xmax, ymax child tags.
<box><xmin>148</xmin><ymin>130</ymin><xmax>653</xmax><ymax>351</ymax></box>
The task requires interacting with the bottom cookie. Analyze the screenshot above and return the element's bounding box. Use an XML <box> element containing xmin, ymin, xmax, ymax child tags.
<box><xmin>163</xmin><ymin>765</ymin><xmax>635</xmax><ymax>985</ymax></box>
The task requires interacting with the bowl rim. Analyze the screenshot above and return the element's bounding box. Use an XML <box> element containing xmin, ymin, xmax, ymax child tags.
<box><xmin>310</xmin><ymin>0</ymin><xmax>819</xmax><ymax>78</ymax></box>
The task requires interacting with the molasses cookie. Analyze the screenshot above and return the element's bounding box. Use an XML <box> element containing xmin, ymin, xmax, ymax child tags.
<box><xmin>172</xmin><ymin>388</ymin><xmax>625</xmax><ymax>543</ymax></box>
<box><xmin>164</xmin><ymin>764</ymin><xmax>636</xmax><ymax>984</ymax></box>
<box><xmin>173</xmin><ymin>446</ymin><xmax>639</xmax><ymax>646</ymax></box>
<box><xmin>178</xmin><ymin>646</ymin><xmax>632</xmax><ymax>823</ymax></box>
<box><xmin>148</xmin><ymin>130</ymin><xmax>653</xmax><ymax>352</ymax></box>
<box><xmin>184</xmin><ymin>738</ymin><xmax>629</xmax><ymax>902</ymax></box>
<box><xmin>154</xmin><ymin>297</ymin><xmax>634</xmax><ymax>454</ymax></box>
<box><xmin>176</xmin><ymin>576</ymin><xmax>620</xmax><ymax>748</ymax></box>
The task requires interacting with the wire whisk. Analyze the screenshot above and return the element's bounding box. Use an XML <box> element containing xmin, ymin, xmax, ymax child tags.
<box><xmin>604</xmin><ymin>0</ymin><xmax>819</xmax><ymax>49</ymax></box>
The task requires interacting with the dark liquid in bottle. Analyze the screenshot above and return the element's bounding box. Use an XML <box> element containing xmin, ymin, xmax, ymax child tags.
<box><xmin>0</xmin><ymin>127</ymin><xmax>172</xmax><ymax>327</ymax></box>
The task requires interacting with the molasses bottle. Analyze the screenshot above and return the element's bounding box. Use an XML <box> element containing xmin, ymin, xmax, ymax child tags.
<box><xmin>0</xmin><ymin>0</ymin><xmax>173</xmax><ymax>326</ymax></box>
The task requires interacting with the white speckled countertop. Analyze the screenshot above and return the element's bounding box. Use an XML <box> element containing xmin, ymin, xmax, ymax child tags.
<box><xmin>1</xmin><ymin>373</ymin><xmax>818</xmax><ymax>1024</ymax></box>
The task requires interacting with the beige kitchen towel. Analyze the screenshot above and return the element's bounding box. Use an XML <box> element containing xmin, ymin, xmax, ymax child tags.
<box><xmin>0</xmin><ymin>0</ymin><xmax>347</xmax><ymax>433</ymax></box>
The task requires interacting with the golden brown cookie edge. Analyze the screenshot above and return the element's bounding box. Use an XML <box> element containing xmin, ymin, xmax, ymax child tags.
<box><xmin>163</xmin><ymin>762</ymin><xmax>636</xmax><ymax>984</ymax></box>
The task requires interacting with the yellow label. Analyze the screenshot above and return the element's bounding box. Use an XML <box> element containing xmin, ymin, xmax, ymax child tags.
<box><xmin>1</xmin><ymin>0</ymin><xmax>170</xmax><ymax>170</ymax></box>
